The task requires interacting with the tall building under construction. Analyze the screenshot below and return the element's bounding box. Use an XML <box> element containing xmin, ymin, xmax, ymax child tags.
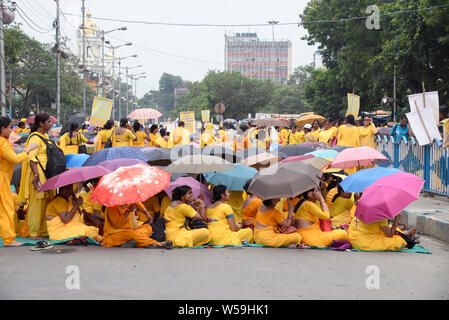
<box><xmin>224</xmin><ymin>32</ymin><xmax>292</xmax><ymax>83</ymax></box>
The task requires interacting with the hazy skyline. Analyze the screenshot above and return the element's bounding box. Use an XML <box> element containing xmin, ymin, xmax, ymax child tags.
<box><xmin>12</xmin><ymin>0</ymin><xmax>317</xmax><ymax>97</ymax></box>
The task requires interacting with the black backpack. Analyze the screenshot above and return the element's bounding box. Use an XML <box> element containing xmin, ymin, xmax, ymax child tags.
<box><xmin>143</xmin><ymin>216</ymin><xmax>167</xmax><ymax>242</ymax></box>
<box><xmin>29</xmin><ymin>133</ymin><xmax>66</xmax><ymax>179</ymax></box>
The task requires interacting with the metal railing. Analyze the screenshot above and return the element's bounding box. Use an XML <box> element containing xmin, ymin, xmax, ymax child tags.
<box><xmin>376</xmin><ymin>136</ymin><xmax>449</xmax><ymax>196</ymax></box>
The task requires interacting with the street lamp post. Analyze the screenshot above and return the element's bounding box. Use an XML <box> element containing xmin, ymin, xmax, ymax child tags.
<box><xmin>134</xmin><ymin>75</ymin><xmax>146</xmax><ymax>111</ymax></box>
<box><xmin>267</xmin><ymin>20</ymin><xmax>279</xmax><ymax>83</ymax></box>
<box><xmin>125</xmin><ymin>67</ymin><xmax>143</xmax><ymax>118</ymax></box>
<box><xmin>116</xmin><ymin>55</ymin><xmax>138</xmax><ymax>120</ymax></box>
<box><xmin>100</xmin><ymin>26</ymin><xmax>127</xmax><ymax>97</ymax></box>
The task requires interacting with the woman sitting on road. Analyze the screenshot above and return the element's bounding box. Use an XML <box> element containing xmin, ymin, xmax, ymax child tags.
<box><xmin>206</xmin><ymin>185</ymin><xmax>254</xmax><ymax>246</ymax></box>
<box><xmin>164</xmin><ymin>185</ymin><xmax>211</xmax><ymax>247</ymax></box>
<box><xmin>241</xmin><ymin>180</ymin><xmax>262</xmax><ymax>230</ymax></box>
<box><xmin>254</xmin><ymin>198</ymin><xmax>302</xmax><ymax>248</ymax></box>
<box><xmin>45</xmin><ymin>184</ymin><xmax>102</xmax><ymax>242</ymax></box>
<box><xmin>329</xmin><ymin>185</ymin><xmax>354</xmax><ymax>228</ymax></box>
<box><xmin>294</xmin><ymin>188</ymin><xmax>348</xmax><ymax>247</ymax></box>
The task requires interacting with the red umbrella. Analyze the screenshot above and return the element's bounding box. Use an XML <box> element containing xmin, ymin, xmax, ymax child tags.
<box><xmin>90</xmin><ymin>163</ymin><xmax>170</xmax><ymax>206</ymax></box>
<box><xmin>27</xmin><ymin>115</ymin><xmax>58</xmax><ymax>124</ymax></box>
<box><xmin>39</xmin><ymin>166</ymin><xmax>112</xmax><ymax>192</ymax></box>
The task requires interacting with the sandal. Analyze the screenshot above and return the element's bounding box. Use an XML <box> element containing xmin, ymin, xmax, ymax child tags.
<box><xmin>31</xmin><ymin>241</ymin><xmax>54</xmax><ymax>251</ymax></box>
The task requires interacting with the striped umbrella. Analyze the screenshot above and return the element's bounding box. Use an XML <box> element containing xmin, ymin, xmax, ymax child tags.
<box><xmin>82</xmin><ymin>146</ymin><xmax>151</xmax><ymax>167</ymax></box>
<box><xmin>128</xmin><ymin>108</ymin><xmax>162</xmax><ymax>120</ymax></box>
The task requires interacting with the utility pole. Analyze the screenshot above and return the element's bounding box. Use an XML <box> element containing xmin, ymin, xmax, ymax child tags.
<box><xmin>267</xmin><ymin>20</ymin><xmax>279</xmax><ymax>83</ymax></box>
<box><xmin>118</xmin><ymin>59</ymin><xmax>122</xmax><ymax>120</ymax></box>
<box><xmin>8</xmin><ymin>69</ymin><xmax>12</xmax><ymax>118</ymax></box>
<box><xmin>81</xmin><ymin>0</ymin><xmax>86</xmax><ymax>115</ymax></box>
<box><xmin>101</xmin><ymin>29</ymin><xmax>105</xmax><ymax>97</ymax></box>
<box><xmin>55</xmin><ymin>0</ymin><xmax>61</xmax><ymax>122</ymax></box>
<box><xmin>0</xmin><ymin>0</ymin><xmax>6</xmax><ymax>117</ymax></box>
<box><xmin>393</xmin><ymin>65</ymin><xmax>397</xmax><ymax>123</ymax></box>
<box><xmin>126</xmin><ymin>67</ymin><xmax>129</xmax><ymax>118</ymax></box>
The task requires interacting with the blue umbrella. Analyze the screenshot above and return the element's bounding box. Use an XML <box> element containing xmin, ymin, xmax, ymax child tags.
<box><xmin>203</xmin><ymin>164</ymin><xmax>258</xmax><ymax>191</ymax></box>
<box><xmin>82</xmin><ymin>146</ymin><xmax>151</xmax><ymax>167</ymax></box>
<box><xmin>340</xmin><ymin>167</ymin><xmax>403</xmax><ymax>192</ymax></box>
<box><xmin>305</xmin><ymin>149</ymin><xmax>339</xmax><ymax>159</ymax></box>
<box><xmin>65</xmin><ymin>153</ymin><xmax>90</xmax><ymax>168</ymax></box>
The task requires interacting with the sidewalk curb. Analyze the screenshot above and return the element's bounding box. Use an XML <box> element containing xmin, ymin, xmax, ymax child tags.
<box><xmin>401</xmin><ymin>209</ymin><xmax>449</xmax><ymax>243</ymax></box>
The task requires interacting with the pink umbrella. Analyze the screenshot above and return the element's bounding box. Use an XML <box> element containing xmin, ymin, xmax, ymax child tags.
<box><xmin>328</xmin><ymin>146</ymin><xmax>390</xmax><ymax>169</ymax></box>
<box><xmin>280</xmin><ymin>154</ymin><xmax>314</xmax><ymax>163</ymax></box>
<box><xmin>354</xmin><ymin>172</ymin><xmax>425</xmax><ymax>224</ymax></box>
<box><xmin>128</xmin><ymin>108</ymin><xmax>162</xmax><ymax>120</ymax></box>
<box><xmin>165</xmin><ymin>176</ymin><xmax>212</xmax><ymax>206</ymax></box>
<box><xmin>39</xmin><ymin>166</ymin><xmax>112</xmax><ymax>192</ymax></box>
<box><xmin>27</xmin><ymin>115</ymin><xmax>58</xmax><ymax>124</ymax></box>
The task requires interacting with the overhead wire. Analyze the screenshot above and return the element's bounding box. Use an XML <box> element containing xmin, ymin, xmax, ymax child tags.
<box><xmin>14</xmin><ymin>4</ymin><xmax>54</xmax><ymax>34</ymax></box>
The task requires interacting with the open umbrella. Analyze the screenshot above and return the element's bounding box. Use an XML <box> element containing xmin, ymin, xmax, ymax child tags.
<box><xmin>305</xmin><ymin>149</ymin><xmax>339</xmax><ymax>159</ymax></box>
<box><xmin>202</xmin><ymin>145</ymin><xmax>238</xmax><ymax>163</ymax></box>
<box><xmin>203</xmin><ymin>164</ymin><xmax>258</xmax><ymax>191</ymax></box>
<box><xmin>170</xmin><ymin>145</ymin><xmax>202</xmax><ymax>158</ymax></box>
<box><xmin>97</xmin><ymin>158</ymin><xmax>149</xmax><ymax>172</ymax></box>
<box><xmin>90</xmin><ymin>164</ymin><xmax>170</xmax><ymax>207</ymax></box>
<box><xmin>294</xmin><ymin>114</ymin><xmax>325</xmax><ymax>127</ymax></box>
<box><xmin>128</xmin><ymin>108</ymin><xmax>163</xmax><ymax>120</ymax></box>
<box><xmin>39</xmin><ymin>165</ymin><xmax>111</xmax><ymax>192</ymax></box>
<box><xmin>252</xmin><ymin>118</ymin><xmax>290</xmax><ymax>128</ymax></box>
<box><xmin>329</xmin><ymin>145</ymin><xmax>353</xmax><ymax>153</ymax></box>
<box><xmin>248</xmin><ymin>163</ymin><xmax>321</xmax><ymax>200</ymax></box>
<box><xmin>275</xmin><ymin>144</ymin><xmax>316</xmax><ymax>157</ymax></box>
<box><xmin>27</xmin><ymin>115</ymin><xmax>58</xmax><ymax>124</ymax></box>
<box><xmin>66</xmin><ymin>153</ymin><xmax>90</xmax><ymax>168</ymax></box>
<box><xmin>301</xmin><ymin>157</ymin><xmax>330</xmax><ymax>170</ymax></box>
<box><xmin>165</xmin><ymin>154</ymin><xmax>234</xmax><ymax>174</ymax></box>
<box><xmin>165</xmin><ymin>176</ymin><xmax>213</xmax><ymax>205</ymax></box>
<box><xmin>236</xmin><ymin>147</ymin><xmax>287</xmax><ymax>161</ymax></box>
<box><xmin>339</xmin><ymin>167</ymin><xmax>403</xmax><ymax>193</ymax></box>
<box><xmin>240</xmin><ymin>152</ymin><xmax>281</xmax><ymax>170</ymax></box>
<box><xmin>354</xmin><ymin>172</ymin><xmax>425</xmax><ymax>224</ymax></box>
<box><xmin>280</xmin><ymin>154</ymin><xmax>315</xmax><ymax>163</ymax></box>
<box><xmin>82</xmin><ymin>146</ymin><xmax>151</xmax><ymax>167</ymax></box>
<box><xmin>144</xmin><ymin>148</ymin><xmax>173</xmax><ymax>166</ymax></box>
<box><xmin>328</xmin><ymin>146</ymin><xmax>390</xmax><ymax>169</ymax></box>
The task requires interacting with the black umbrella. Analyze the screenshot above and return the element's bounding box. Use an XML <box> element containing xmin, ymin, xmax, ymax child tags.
<box><xmin>329</xmin><ymin>145</ymin><xmax>354</xmax><ymax>153</ymax></box>
<box><xmin>61</xmin><ymin>113</ymin><xmax>87</xmax><ymax>135</ymax></box>
<box><xmin>201</xmin><ymin>145</ymin><xmax>238</xmax><ymax>163</ymax></box>
<box><xmin>145</xmin><ymin>148</ymin><xmax>173</xmax><ymax>166</ymax></box>
<box><xmin>275</xmin><ymin>145</ymin><xmax>316</xmax><ymax>157</ymax></box>
<box><xmin>11</xmin><ymin>163</ymin><xmax>22</xmax><ymax>186</ymax></box>
<box><xmin>170</xmin><ymin>145</ymin><xmax>201</xmax><ymax>158</ymax></box>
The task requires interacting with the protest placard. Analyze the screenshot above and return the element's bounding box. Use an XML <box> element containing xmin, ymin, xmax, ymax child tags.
<box><xmin>408</xmin><ymin>91</ymin><xmax>439</xmax><ymax>125</ymax></box>
<box><xmin>89</xmin><ymin>96</ymin><xmax>113</xmax><ymax>127</ymax></box>
<box><xmin>346</xmin><ymin>93</ymin><xmax>360</xmax><ymax>118</ymax></box>
<box><xmin>180</xmin><ymin>111</ymin><xmax>195</xmax><ymax>133</ymax></box>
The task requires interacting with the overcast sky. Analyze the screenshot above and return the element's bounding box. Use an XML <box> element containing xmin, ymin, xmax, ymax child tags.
<box><xmin>12</xmin><ymin>0</ymin><xmax>317</xmax><ymax>97</ymax></box>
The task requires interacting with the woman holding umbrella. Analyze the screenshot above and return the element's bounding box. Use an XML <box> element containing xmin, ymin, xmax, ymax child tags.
<box><xmin>206</xmin><ymin>185</ymin><xmax>254</xmax><ymax>246</ymax></box>
<box><xmin>294</xmin><ymin>188</ymin><xmax>348</xmax><ymax>247</ymax></box>
<box><xmin>254</xmin><ymin>198</ymin><xmax>302</xmax><ymax>248</ymax></box>
<box><xmin>164</xmin><ymin>186</ymin><xmax>211</xmax><ymax>247</ymax></box>
<box><xmin>0</xmin><ymin>116</ymin><xmax>38</xmax><ymax>246</ymax></box>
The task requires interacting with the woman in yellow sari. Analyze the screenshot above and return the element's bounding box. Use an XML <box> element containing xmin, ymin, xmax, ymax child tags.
<box><xmin>0</xmin><ymin>117</ymin><xmax>38</xmax><ymax>246</ymax></box>
<box><xmin>58</xmin><ymin>123</ymin><xmax>93</xmax><ymax>155</ymax></box>
<box><xmin>112</xmin><ymin>118</ymin><xmax>137</xmax><ymax>147</ymax></box>
<box><xmin>16</xmin><ymin>121</ymin><xmax>30</xmax><ymax>134</ymax></box>
<box><xmin>318</xmin><ymin>119</ymin><xmax>337</xmax><ymax>146</ymax></box>
<box><xmin>131</xmin><ymin>121</ymin><xmax>151</xmax><ymax>147</ymax></box>
<box><xmin>164</xmin><ymin>185</ymin><xmax>211</xmax><ymax>247</ymax></box>
<box><xmin>200</xmin><ymin>123</ymin><xmax>218</xmax><ymax>148</ymax></box>
<box><xmin>148</xmin><ymin>124</ymin><xmax>168</xmax><ymax>148</ymax></box>
<box><xmin>336</xmin><ymin>115</ymin><xmax>360</xmax><ymax>174</ymax></box>
<box><xmin>311</xmin><ymin>120</ymin><xmax>321</xmax><ymax>141</ymax></box>
<box><xmin>207</xmin><ymin>185</ymin><xmax>254</xmax><ymax>246</ymax></box>
<box><xmin>18</xmin><ymin>113</ymin><xmax>56</xmax><ymax>240</ymax></box>
<box><xmin>359</xmin><ymin>116</ymin><xmax>378</xmax><ymax>148</ymax></box>
<box><xmin>93</xmin><ymin>120</ymin><xmax>115</xmax><ymax>152</ymax></box>
<box><xmin>45</xmin><ymin>184</ymin><xmax>102</xmax><ymax>241</ymax></box>
<box><xmin>329</xmin><ymin>186</ymin><xmax>354</xmax><ymax>227</ymax></box>
<box><xmin>254</xmin><ymin>198</ymin><xmax>302</xmax><ymax>248</ymax></box>
<box><xmin>241</xmin><ymin>181</ymin><xmax>262</xmax><ymax>229</ymax></box>
<box><xmin>294</xmin><ymin>188</ymin><xmax>348</xmax><ymax>247</ymax></box>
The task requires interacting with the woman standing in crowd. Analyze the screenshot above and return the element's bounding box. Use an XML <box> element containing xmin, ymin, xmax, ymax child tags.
<box><xmin>94</xmin><ymin>120</ymin><xmax>115</xmax><ymax>152</ymax></box>
<box><xmin>59</xmin><ymin>122</ymin><xmax>93</xmax><ymax>155</ymax></box>
<box><xmin>112</xmin><ymin>118</ymin><xmax>137</xmax><ymax>147</ymax></box>
<box><xmin>359</xmin><ymin>116</ymin><xmax>378</xmax><ymax>148</ymax></box>
<box><xmin>0</xmin><ymin>116</ymin><xmax>38</xmax><ymax>246</ymax></box>
<box><xmin>18</xmin><ymin>113</ymin><xmax>56</xmax><ymax>240</ymax></box>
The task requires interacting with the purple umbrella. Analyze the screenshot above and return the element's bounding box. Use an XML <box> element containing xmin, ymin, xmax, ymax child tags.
<box><xmin>96</xmin><ymin>158</ymin><xmax>149</xmax><ymax>172</ymax></box>
<box><xmin>165</xmin><ymin>176</ymin><xmax>213</xmax><ymax>205</ymax></box>
<box><xmin>39</xmin><ymin>166</ymin><xmax>111</xmax><ymax>192</ymax></box>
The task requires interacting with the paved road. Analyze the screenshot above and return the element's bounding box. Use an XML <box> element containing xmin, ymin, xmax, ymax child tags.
<box><xmin>1</xmin><ymin>235</ymin><xmax>448</xmax><ymax>300</ymax></box>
